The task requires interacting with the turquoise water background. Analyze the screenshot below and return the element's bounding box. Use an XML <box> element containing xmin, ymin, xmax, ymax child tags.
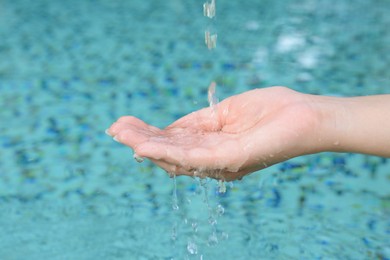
<box><xmin>0</xmin><ymin>0</ymin><xmax>389</xmax><ymax>259</ymax></box>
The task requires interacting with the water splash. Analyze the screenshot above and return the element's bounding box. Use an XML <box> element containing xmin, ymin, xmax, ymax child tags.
<box><xmin>170</xmin><ymin>1</ymin><xmax>227</xmax><ymax>256</ymax></box>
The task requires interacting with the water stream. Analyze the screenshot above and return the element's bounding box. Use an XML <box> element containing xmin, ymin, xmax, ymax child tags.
<box><xmin>169</xmin><ymin>1</ymin><xmax>232</xmax><ymax>257</ymax></box>
<box><xmin>204</xmin><ymin>0</ymin><xmax>217</xmax><ymax>50</ymax></box>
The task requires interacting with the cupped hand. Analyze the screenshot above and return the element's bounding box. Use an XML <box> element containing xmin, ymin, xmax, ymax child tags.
<box><xmin>107</xmin><ymin>87</ymin><xmax>320</xmax><ymax>181</ymax></box>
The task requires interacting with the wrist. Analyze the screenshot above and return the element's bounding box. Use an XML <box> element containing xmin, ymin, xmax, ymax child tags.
<box><xmin>303</xmin><ymin>94</ymin><xmax>349</xmax><ymax>154</ymax></box>
<box><xmin>307</xmin><ymin>94</ymin><xmax>390</xmax><ymax>157</ymax></box>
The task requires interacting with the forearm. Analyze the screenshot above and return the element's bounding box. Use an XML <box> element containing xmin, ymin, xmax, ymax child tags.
<box><xmin>312</xmin><ymin>94</ymin><xmax>390</xmax><ymax>157</ymax></box>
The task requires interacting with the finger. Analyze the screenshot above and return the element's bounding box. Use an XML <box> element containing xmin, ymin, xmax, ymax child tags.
<box><xmin>117</xmin><ymin>115</ymin><xmax>157</xmax><ymax>127</ymax></box>
<box><xmin>114</xmin><ymin>125</ymin><xmax>159</xmax><ymax>148</ymax></box>
<box><xmin>107</xmin><ymin>116</ymin><xmax>160</xmax><ymax>136</ymax></box>
<box><xmin>135</xmin><ymin>137</ymin><xmax>244</xmax><ymax>174</ymax></box>
<box><xmin>167</xmin><ymin>106</ymin><xmax>222</xmax><ymax>131</ymax></box>
<box><xmin>108</xmin><ymin>121</ymin><xmax>133</xmax><ymax>136</ymax></box>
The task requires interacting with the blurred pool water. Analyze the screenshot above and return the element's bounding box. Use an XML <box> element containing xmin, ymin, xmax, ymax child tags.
<box><xmin>0</xmin><ymin>0</ymin><xmax>389</xmax><ymax>259</ymax></box>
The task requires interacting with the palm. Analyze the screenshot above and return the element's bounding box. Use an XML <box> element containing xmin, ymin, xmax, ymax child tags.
<box><xmin>108</xmin><ymin>87</ymin><xmax>317</xmax><ymax>181</ymax></box>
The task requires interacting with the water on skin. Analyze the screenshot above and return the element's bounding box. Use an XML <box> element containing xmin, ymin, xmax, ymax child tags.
<box><xmin>207</xmin><ymin>82</ymin><xmax>235</xmax><ymax>191</ymax></box>
<box><xmin>169</xmin><ymin>68</ymin><xmax>232</xmax><ymax>258</ymax></box>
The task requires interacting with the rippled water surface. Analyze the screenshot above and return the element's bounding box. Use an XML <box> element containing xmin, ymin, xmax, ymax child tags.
<box><xmin>0</xmin><ymin>0</ymin><xmax>389</xmax><ymax>259</ymax></box>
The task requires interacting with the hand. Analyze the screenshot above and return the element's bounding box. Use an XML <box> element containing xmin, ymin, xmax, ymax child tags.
<box><xmin>107</xmin><ymin>87</ymin><xmax>320</xmax><ymax>181</ymax></box>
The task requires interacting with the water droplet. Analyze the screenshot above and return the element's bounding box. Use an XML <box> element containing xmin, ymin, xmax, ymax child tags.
<box><xmin>187</xmin><ymin>241</ymin><xmax>198</xmax><ymax>255</ymax></box>
<box><xmin>216</xmin><ymin>204</ymin><xmax>224</xmax><ymax>216</ymax></box>
<box><xmin>199</xmin><ymin>177</ymin><xmax>208</xmax><ymax>188</ymax></box>
<box><xmin>205</xmin><ymin>30</ymin><xmax>217</xmax><ymax>50</ymax></box>
<box><xmin>194</xmin><ymin>170</ymin><xmax>201</xmax><ymax>177</ymax></box>
<box><xmin>208</xmin><ymin>216</ymin><xmax>217</xmax><ymax>226</ymax></box>
<box><xmin>192</xmin><ymin>222</ymin><xmax>198</xmax><ymax>232</ymax></box>
<box><xmin>104</xmin><ymin>129</ymin><xmax>112</xmax><ymax>136</ymax></box>
<box><xmin>133</xmin><ymin>154</ymin><xmax>144</xmax><ymax>163</ymax></box>
<box><xmin>218</xmin><ymin>180</ymin><xmax>226</xmax><ymax>193</ymax></box>
<box><xmin>203</xmin><ymin>0</ymin><xmax>216</xmax><ymax>18</ymax></box>
<box><xmin>171</xmin><ymin>225</ymin><xmax>177</xmax><ymax>241</ymax></box>
<box><xmin>208</xmin><ymin>233</ymin><xmax>219</xmax><ymax>246</ymax></box>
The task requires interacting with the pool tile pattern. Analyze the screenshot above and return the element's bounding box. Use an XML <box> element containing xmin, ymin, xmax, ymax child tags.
<box><xmin>0</xmin><ymin>0</ymin><xmax>389</xmax><ymax>258</ymax></box>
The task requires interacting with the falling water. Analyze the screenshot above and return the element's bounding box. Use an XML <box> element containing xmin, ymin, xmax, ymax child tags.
<box><xmin>207</xmin><ymin>81</ymin><xmax>218</xmax><ymax>110</ymax></box>
<box><xmin>172</xmin><ymin>173</ymin><xmax>179</xmax><ymax>211</ymax></box>
<box><xmin>205</xmin><ymin>30</ymin><xmax>217</xmax><ymax>50</ymax></box>
<box><xmin>171</xmin><ymin>173</ymin><xmax>179</xmax><ymax>246</ymax></box>
<box><xmin>204</xmin><ymin>0</ymin><xmax>217</xmax><ymax>50</ymax></box>
<box><xmin>169</xmin><ymin>0</ymin><xmax>230</xmax><ymax>257</ymax></box>
<box><xmin>203</xmin><ymin>0</ymin><xmax>216</xmax><ymax>18</ymax></box>
<box><xmin>207</xmin><ymin>82</ymin><xmax>227</xmax><ymax>194</ymax></box>
<box><xmin>204</xmin><ymin>1</ymin><xmax>226</xmax><ymax>195</ymax></box>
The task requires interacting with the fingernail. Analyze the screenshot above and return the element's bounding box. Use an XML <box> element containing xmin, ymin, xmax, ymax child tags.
<box><xmin>113</xmin><ymin>136</ymin><xmax>120</xmax><ymax>142</ymax></box>
<box><xmin>105</xmin><ymin>129</ymin><xmax>112</xmax><ymax>136</ymax></box>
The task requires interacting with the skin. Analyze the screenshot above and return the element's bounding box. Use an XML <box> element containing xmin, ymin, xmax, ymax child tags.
<box><xmin>107</xmin><ymin>86</ymin><xmax>390</xmax><ymax>181</ymax></box>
